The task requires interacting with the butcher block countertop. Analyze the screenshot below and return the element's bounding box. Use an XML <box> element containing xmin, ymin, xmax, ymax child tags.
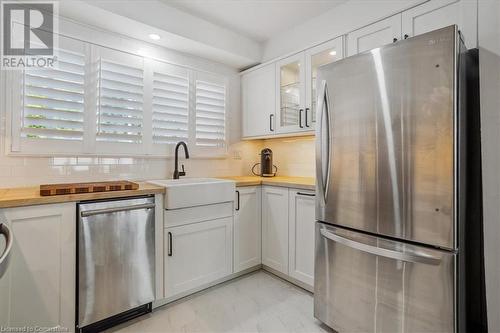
<box><xmin>0</xmin><ymin>176</ymin><xmax>315</xmax><ymax>208</ymax></box>
<box><xmin>0</xmin><ymin>182</ymin><xmax>165</xmax><ymax>208</ymax></box>
<box><xmin>221</xmin><ymin>176</ymin><xmax>315</xmax><ymax>191</ymax></box>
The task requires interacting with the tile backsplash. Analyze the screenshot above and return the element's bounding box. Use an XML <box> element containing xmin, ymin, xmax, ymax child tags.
<box><xmin>0</xmin><ymin>141</ymin><xmax>261</xmax><ymax>188</ymax></box>
<box><xmin>260</xmin><ymin>136</ymin><xmax>315</xmax><ymax>178</ymax></box>
<box><xmin>0</xmin><ymin>136</ymin><xmax>315</xmax><ymax>188</ymax></box>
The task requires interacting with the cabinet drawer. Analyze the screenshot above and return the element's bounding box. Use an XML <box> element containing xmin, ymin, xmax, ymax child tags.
<box><xmin>164</xmin><ymin>202</ymin><xmax>233</xmax><ymax>228</ymax></box>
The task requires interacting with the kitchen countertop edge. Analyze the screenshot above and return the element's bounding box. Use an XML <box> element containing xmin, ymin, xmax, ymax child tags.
<box><xmin>221</xmin><ymin>176</ymin><xmax>315</xmax><ymax>191</ymax></box>
<box><xmin>0</xmin><ymin>182</ymin><xmax>165</xmax><ymax>209</ymax></box>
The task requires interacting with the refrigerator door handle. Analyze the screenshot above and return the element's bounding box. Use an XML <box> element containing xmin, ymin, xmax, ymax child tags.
<box><xmin>316</xmin><ymin>80</ymin><xmax>331</xmax><ymax>203</ymax></box>
<box><xmin>320</xmin><ymin>228</ymin><xmax>441</xmax><ymax>265</ymax></box>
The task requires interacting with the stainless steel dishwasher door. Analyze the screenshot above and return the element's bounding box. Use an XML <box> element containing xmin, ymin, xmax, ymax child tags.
<box><xmin>78</xmin><ymin>197</ymin><xmax>155</xmax><ymax>328</ymax></box>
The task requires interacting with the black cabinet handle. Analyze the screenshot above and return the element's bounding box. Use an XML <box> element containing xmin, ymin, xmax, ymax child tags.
<box><xmin>269</xmin><ymin>114</ymin><xmax>274</xmax><ymax>132</ymax></box>
<box><xmin>299</xmin><ymin>109</ymin><xmax>304</xmax><ymax>128</ymax></box>
<box><xmin>168</xmin><ymin>232</ymin><xmax>173</xmax><ymax>256</ymax></box>
<box><xmin>393</xmin><ymin>38</ymin><xmax>398</xmax><ymax>43</ymax></box>
<box><xmin>404</xmin><ymin>34</ymin><xmax>409</xmax><ymax>39</ymax></box>
<box><xmin>305</xmin><ymin>108</ymin><xmax>310</xmax><ymax>127</ymax></box>
<box><xmin>297</xmin><ymin>192</ymin><xmax>315</xmax><ymax>197</ymax></box>
<box><xmin>236</xmin><ymin>190</ymin><xmax>240</xmax><ymax>211</ymax></box>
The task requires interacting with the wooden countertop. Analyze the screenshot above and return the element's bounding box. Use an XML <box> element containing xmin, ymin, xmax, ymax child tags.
<box><xmin>220</xmin><ymin>176</ymin><xmax>315</xmax><ymax>191</ymax></box>
<box><xmin>0</xmin><ymin>176</ymin><xmax>315</xmax><ymax>209</ymax></box>
<box><xmin>0</xmin><ymin>182</ymin><xmax>165</xmax><ymax>209</ymax></box>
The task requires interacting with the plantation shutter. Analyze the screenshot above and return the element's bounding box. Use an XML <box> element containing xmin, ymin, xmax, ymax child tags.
<box><xmin>195</xmin><ymin>79</ymin><xmax>226</xmax><ymax>148</ymax></box>
<box><xmin>97</xmin><ymin>58</ymin><xmax>144</xmax><ymax>143</ymax></box>
<box><xmin>152</xmin><ymin>70</ymin><xmax>189</xmax><ymax>144</ymax></box>
<box><xmin>22</xmin><ymin>48</ymin><xmax>85</xmax><ymax>141</ymax></box>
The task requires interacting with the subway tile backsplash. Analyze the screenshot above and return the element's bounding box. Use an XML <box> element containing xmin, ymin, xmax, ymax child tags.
<box><xmin>0</xmin><ymin>137</ymin><xmax>315</xmax><ymax>188</ymax></box>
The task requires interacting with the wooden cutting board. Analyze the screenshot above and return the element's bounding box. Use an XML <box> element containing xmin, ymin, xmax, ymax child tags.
<box><xmin>40</xmin><ymin>181</ymin><xmax>139</xmax><ymax>196</ymax></box>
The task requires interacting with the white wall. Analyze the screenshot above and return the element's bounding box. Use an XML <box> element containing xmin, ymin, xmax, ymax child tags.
<box><xmin>261</xmin><ymin>0</ymin><xmax>425</xmax><ymax>62</ymax></box>
<box><xmin>0</xmin><ymin>15</ymin><xmax>261</xmax><ymax>187</ymax></box>
<box><xmin>61</xmin><ymin>0</ymin><xmax>261</xmax><ymax>68</ymax></box>
<box><xmin>479</xmin><ymin>1</ymin><xmax>500</xmax><ymax>332</ymax></box>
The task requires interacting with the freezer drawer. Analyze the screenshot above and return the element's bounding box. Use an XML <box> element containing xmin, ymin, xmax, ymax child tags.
<box><xmin>314</xmin><ymin>222</ymin><xmax>455</xmax><ymax>333</ymax></box>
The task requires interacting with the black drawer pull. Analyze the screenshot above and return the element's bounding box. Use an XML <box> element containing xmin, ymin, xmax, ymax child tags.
<box><xmin>236</xmin><ymin>190</ymin><xmax>240</xmax><ymax>211</ymax></box>
<box><xmin>168</xmin><ymin>232</ymin><xmax>173</xmax><ymax>256</ymax></box>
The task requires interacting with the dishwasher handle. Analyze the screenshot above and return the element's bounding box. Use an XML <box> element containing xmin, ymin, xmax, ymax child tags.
<box><xmin>81</xmin><ymin>203</ymin><xmax>155</xmax><ymax>217</ymax></box>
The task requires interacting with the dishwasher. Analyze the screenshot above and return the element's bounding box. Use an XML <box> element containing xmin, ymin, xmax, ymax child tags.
<box><xmin>77</xmin><ymin>196</ymin><xmax>155</xmax><ymax>333</ymax></box>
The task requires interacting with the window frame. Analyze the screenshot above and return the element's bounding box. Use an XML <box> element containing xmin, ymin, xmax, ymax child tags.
<box><xmin>9</xmin><ymin>35</ymin><xmax>90</xmax><ymax>156</ymax></box>
<box><xmin>5</xmin><ymin>34</ymin><xmax>230</xmax><ymax>158</ymax></box>
<box><xmin>192</xmin><ymin>71</ymin><xmax>229</xmax><ymax>157</ymax></box>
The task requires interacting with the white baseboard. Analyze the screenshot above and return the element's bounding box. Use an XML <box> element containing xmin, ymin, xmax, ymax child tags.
<box><xmin>153</xmin><ymin>265</ymin><xmax>262</xmax><ymax>309</ymax></box>
<box><xmin>262</xmin><ymin>265</ymin><xmax>314</xmax><ymax>293</ymax></box>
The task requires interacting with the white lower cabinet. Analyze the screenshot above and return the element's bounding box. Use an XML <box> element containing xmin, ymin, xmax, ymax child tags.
<box><xmin>288</xmin><ymin>189</ymin><xmax>316</xmax><ymax>288</ymax></box>
<box><xmin>234</xmin><ymin>186</ymin><xmax>261</xmax><ymax>273</ymax></box>
<box><xmin>164</xmin><ymin>217</ymin><xmax>233</xmax><ymax>299</ymax></box>
<box><xmin>262</xmin><ymin>186</ymin><xmax>289</xmax><ymax>274</ymax></box>
<box><xmin>0</xmin><ymin>203</ymin><xmax>76</xmax><ymax>332</ymax></box>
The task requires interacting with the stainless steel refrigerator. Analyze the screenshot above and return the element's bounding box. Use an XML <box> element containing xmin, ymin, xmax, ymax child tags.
<box><xmin>314</xmin><ymin>26</ymin><xmax>483</xmax><ymax>333</ymax></box>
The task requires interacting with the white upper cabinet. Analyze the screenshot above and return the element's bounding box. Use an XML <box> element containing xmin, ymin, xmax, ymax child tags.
<box><xmin>241</xmin><ymin>0</ymin><xmax>478</xmax><ymax>139</ymax></box>
<box><xmin>234</xmin><ymin>186</ymin><xmax>262</xmax><ymax>273</ymax></box>
<box><xmin>241</xmin><ymin>63</ymin><xmax>276</xmax><ymax>137</ymax></box>
<box><xmin>402</xmin><ymin>0</ymin><xmax>477</xmax><ymax>47</ymax></box>
<box><xmin>274</xmin><ymin>37</ymin><xmax>344</xmax><ymax>135</ymax></box>
<box><xmin>276</xmin><ymin>53</ymin><xmax>307</xmax><ymax>134</ymax></box>
<box><xmin>347</xmin><ymin>14</ymin><xmax>402</xmax><ymax>56</ymax></box>
<box><xmin>305</xmin><ymin>37</ymin><xmax>344</xmax><ymax>129</ymax></box>
<box><xmin>0</xmin><ymin>203</ymin><xmax>76</xmax><ymax>332</ymax></box>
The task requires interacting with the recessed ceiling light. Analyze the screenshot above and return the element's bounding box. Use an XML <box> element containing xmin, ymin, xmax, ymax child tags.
<box><xmin>329</xmin><ymin>50</ymin><xmax>337</xmax><ymax>56</ymax></box>
<box><xmin>149</xmin><ymin>34</ymin><xmax>161</xmax><ymax>41</ymax></box>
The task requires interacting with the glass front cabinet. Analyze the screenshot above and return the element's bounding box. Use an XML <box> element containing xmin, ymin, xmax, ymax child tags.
<box><xmin>275</xmin><ymin>36</ymin><xmax>343</xmax><ymax>134</ymax></box>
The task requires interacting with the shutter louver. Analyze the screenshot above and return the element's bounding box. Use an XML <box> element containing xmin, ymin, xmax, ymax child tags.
<box><xmin>97</xmin><ymin>59</ymin><xmax>144</xmax><ymax>143</ymax></box>
<box><xmin>152</xmin><ymin>72</ymin><xmax>189</xmax><ymax>144</ymax></box>
<box><xmin>195</xmin><ymin>80</ymin><xmax>226</xmax><ymax>147</ymax></box>
<box><xmin>22</xmin><ymin>49</ymin><xmax>85</xmax><ymax>141</ymax></box>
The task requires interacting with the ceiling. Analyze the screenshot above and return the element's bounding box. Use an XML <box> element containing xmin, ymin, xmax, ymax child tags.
<box><xmin>163</xmin><ymin>0</ymin><xmax>347</xmax><ymax>42</ymax></box>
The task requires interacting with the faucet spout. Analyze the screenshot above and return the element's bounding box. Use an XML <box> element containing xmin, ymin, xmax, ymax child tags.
<box><xmin>173</xmin><ymin>141</ymin><xmax>189</xmax><ymax>179</ymax></box>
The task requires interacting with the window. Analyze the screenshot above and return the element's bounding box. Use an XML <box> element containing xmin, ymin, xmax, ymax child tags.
<box><xmin>195</xmin><ymin>77</ymin><xmax>226</xmax><ymax>149</ymax></box>
<box><xmin>9</xmin><ymin>34</ymin><xmax>229</xmax><ymax>157</ymax></box>
<box><xmin>22</xmin><ymin>48</ymin><xmax>85</xmax><ymax>141</ymax></box>
<box><xmin>152</xmin><ymin>66</ymin><xmax>189</xmax><ymax>145</ymax></box>
<box><xmin>97</xmin><ymin>58</ymin><xmax>144</xmax><ymax>144</ymax></box>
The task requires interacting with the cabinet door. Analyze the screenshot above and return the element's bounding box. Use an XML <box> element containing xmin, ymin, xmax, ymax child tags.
<box><xmin>347</xmin><ymin>14</ymin><xmax>402</xmax><ymax>56</ymax></box>
<box><xmin>242</xmin><ymin>64</ymin><xmax>276</xmax><ymax>138</ymax></box>
<box><xmin>234</xmin><ymin>187</ymin><xmax>261</xmax><ymax>273</ymax></box>
<box><xmin>289</xmin><ymin>190</ymin><xmax>316</xmax><ymax>287</ymax></box>
<box><xmin>402</xmin><ymin>0</ymin><xmax>477</xmax><ymax>47</ymax></box>
<box><xmin>276</xmin><ymin>53</ymin><xmax>306</xmax><ymax>134</ymax></box>
<box><xmin>0</xmin><ymin>203</ymin><xmax>76</xmax><ymax>332</ymax></box>
<box><xmin>305</xmin><ymin>37</ymin><xmax>344</xmax><ymax>129</ymax></box>
<box><xmin>262</xmin><ymin>186</ymin><xmax>289</xmax><ymax>274</ymax></box>
<box><xmin>164</xmin><ymin>217</ymin><xmax>233</xmax><ymax>299</ymax></box>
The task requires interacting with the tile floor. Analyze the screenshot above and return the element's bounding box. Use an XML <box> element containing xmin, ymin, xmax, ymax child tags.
<box><xmin>109</xmin><ymin>270</ymin><xmax>332</xmax><ymax>333</ymax></box>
